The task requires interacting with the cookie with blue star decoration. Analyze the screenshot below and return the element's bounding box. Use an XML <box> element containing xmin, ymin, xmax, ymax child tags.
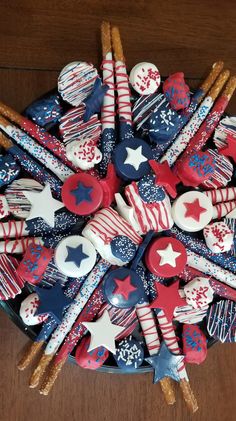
<box><xmin>55</xmin><ymin>235</ymin><xmax>97</xmax><ymax>277</ymax></box>
<box><xmin>113</xmin><ymin>138</ymin><xmax>153</xmax><ymax>181</ymax></box>
<box><xmin>62</xmin><ymin>173</ymin><xmax>103</xmax><ymax>216</ymax></box>
<box><xmin>35</xmin><ymin>282</ymin><xmax>74</xmax><ymax>324</ymax></box>
<box><xmin>145</xmin><ymin>341</ymin><xmax>184</xmax><ymax>383</ymax></box>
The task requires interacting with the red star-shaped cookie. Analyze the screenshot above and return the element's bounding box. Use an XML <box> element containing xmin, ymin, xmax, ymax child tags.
<box><xmin>219</xmin><ymin>134</ymin><xmax>236</xmax><ymax>164</ymax></box>
<box><xmin>149</xmin><ymin>159</ymin><xmax>180</xmax><ymax>198</ymax></box>
<box><xmin>113</xmin><ymin>275</ymin><xmax>137</xmax><ymax>300</ymax></box>
<box><xmin>149</xmin><ymin>281</ymin><xmax>187</xmax><ymax>322</ymax></box>
<box><xmin>184</xmin><ymin>198</ymin><xmax>206</xmax><ymax>222</ymax></box>
<box><xmin>99</xmin><ymin>163</ymin><xmax>121</xmax><ymax>207</ymax></box>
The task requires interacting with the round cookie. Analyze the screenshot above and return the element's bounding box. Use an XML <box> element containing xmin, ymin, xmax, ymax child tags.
<box><xmin>113</xmin><ymin>138</ymin><xmax>153</xmax><ymax>181</ymax></box>
<box><xmin>58</xmin><ymin>61</ymin><xmax>98</xmax><ymax>107</ymax></box>
<box><xmin>129</xmin><ymin>62</ymin><xmax>160</xmax><ymax>95</ymax></box>
<box><xmin>114</xmin><ymin>337</ymin><xmax>144</xmax><ymax>371</ymax></box>
<box><xmin>103</xmin><ymin>267</ymin><xmax>144</xmax><ymax>309</ymax></box>
<box><xmin>62</xmin><ymin>173</ymin><xmax>103</xmax><ymax>216</ymax></box>
<box><xmin>171</xmin><ymin>191</ymin><xmax>213</xmax><ymax>232</ymax></box>
<box><xmin>20</xmin><ymin>293</ymin><xmax>49</xmax><ymax>325</ymax></box>
<box><xmin>145</xmin><ymin>237</ymin><xmax>187</xmax><ymax>278</ymax></box>
<box><xmin>54</xmin><ymin>235</ymin><xmax>97</xmax><ymax>278</ymax></box>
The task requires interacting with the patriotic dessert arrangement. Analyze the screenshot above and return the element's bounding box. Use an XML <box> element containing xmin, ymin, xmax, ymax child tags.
<box><xmin>1</xmin><ymin>21</ymin><xmax>236</xmax><ymax>412</ymax></box>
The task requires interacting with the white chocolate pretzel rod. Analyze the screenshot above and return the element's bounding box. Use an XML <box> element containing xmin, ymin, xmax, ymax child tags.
<box><xmin>0</xmin><ymin>113</ymin><xmax>74</xmax><ymax>182</ymax></box>
<box><xmin>99</xmin><ymin>21</ymin><xmax>116</xmax><ymax>175</ymax></box>
<box><xmin>136</xmin><ymin>302</ymin><xmax>176</xmax><ymax>405</ymax></box>
<box><xmin>112</xmin><ymin>26</ymin><xmax>133</xmax><ymax>141</ymax></box>
<box><xmin>29</xmin><ymin>259</ymin><xmax>110</xmax><ymax>388</ymax></box>
<box><xmin>204</xmin><ymin>186</ymin><xmax>236</xmax><ymax>204</ymax></box>
<box><xmin>156</xmin><ymin>309</ymin><xmax>198</xmax><ymax>413</ymax></box>
<box><xmin>160</xmin><ymin>69</ymin><xmax>230</xmax><ymax>166</ymax></box>
<box><xmin>0</xmin><ymin>100</ymin><xmax>78</xmax><ymax>171</ymax></box>
<box><xmin>187</xmin><ymin>250</ymin><xmax>236</xmax><ymax>288</ymax></box>
<box><xmin>0</xmin><ymin>237</ymin><xmax>43</xmax><ymax>254</ymax></box>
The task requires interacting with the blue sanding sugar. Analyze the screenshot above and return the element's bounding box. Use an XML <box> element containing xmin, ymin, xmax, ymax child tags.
<box><xmin>138</xmin><ymin>174</ymin><xmax>165</xmax><ymax>203</ymax></box>
<box><xmin>110</xmin><ymin>235</ymin><xmax>137</xmax><ymax>262</ymax></box>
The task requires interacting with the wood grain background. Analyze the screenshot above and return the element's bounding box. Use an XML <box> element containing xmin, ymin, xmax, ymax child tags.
<box><xmin>1</xmin><ymin>1</ymin><xmax>236</xmax><ymax>420</ymax></box>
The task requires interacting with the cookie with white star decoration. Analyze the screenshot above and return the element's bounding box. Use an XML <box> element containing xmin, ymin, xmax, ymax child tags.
<box><xmin>171</xmin><ymin>190</ymin><xmax>213</xmax><ymax>232</ymax></box>
<box><xmin>55</xmin><ymin>235</ymin><xmax>97</xmax><ymax>277</ymax></box>
<box><xmin>113</xmin><ymin>138</ymin><xmax>153</xmax><ymax>180</ymax></box>
<box><xmin>23</xmin><ymin>183</ymin><xmax>64</xmax><ymax>227</ymax></box>
<box><xmin>145</xmin><ymin>237</ymin><xmax>187</xmax><ymax>277</ymax></box>
<box><xmin>82</xmin><ymin>309</ymin><xmax>125</xmax><ymax>354</ymax></box>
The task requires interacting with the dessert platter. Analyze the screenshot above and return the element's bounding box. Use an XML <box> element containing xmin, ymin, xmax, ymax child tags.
<box><xmin>1</xmin><ymin>21</ymin><xmax>236</xmax><ymax>412</ymax></box>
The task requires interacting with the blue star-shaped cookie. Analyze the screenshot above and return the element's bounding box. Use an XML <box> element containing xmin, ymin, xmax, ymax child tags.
<box><xmin>71</xmin><ymin>182</ymin><xmax>93</xmax><ymax>205</ymax></box>
<box><xmin>145</xmin><ymin>341</ymin><xmax>184</xmax><ymax>383</ymax></box>
<box><xmin>35</xmin><ymin>283</ymin><xmax>74</xmax><ymax>324</ymax></box>
<box><xmin>65</xmin><ymin>244</ymin><xmax>89</xmax><ymax>268</ymax></box>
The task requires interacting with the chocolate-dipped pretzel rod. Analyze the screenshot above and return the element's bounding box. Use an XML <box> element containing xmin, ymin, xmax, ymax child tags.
<box><xmin>204</xmin><ymin>186</ymin><xmax>236</xmax><ymax>204</ymax></box>
<box><xmin>135</xmin><ymin>301</ymin><xmax>176</xmax><ymax>405</ymax></box>
<box><xmin>17</xmin><ymin>274</ymin><xmax>86</xmax><ymax>371</ymax></box>
<box><xmin>99</xmin><ymin>21</ymin><xmax>116</xmax><ymax>176</ymax></box>
<box><xmin>0</xmin><ymin>100</ymin><xmax>78</xmax><ymax>171</ymax></box>
<box><xmin>0</xmin><ymin>237</ymin><xmax>43</xmax><ymax>254</ymax></box>
<box><xmin>151</xmin><ymin>61</ymin><xmax>224</xmax><ymax>160</ymax></box>
<box><xmin>175</xmin><ymin>76</ymin><xmax>236</xmax><ymax>164</ymax></box>
<box><xmin>148</xmin><ymin>280</ymin><xmax>198</xmax><ymax>413</ymax></box>
<box><xmin>29</xmin><ymin>259</ymin><xmax>110</xmax><ymax>388</ymax></box>
<box><xmin>0</xmin><ymin>132</ymin><xmax>62</xmax><ymax>198</ymax></box>
<box><xmin>187</xmin><ymin>250</ymin><xmax>236</xmax><ymax>288</ymax></box>
<box><xmin>160</xmin><ymin>69</ymin><xmax>230</xmax><ymax>166</ymax></box>
<box><xmin>0</xmin><ymin>114</ymin><xmax>74</xmax><ymax>182</ymax></box>
<box><xmin>112</xmin><ymin>26</ymin><xmax>133</xmax><ymax>141</ymax></box>
<box><xmin>40</xmin><ymin>299</ymin><xmax>137</xmax><ymax>395</ymax></box>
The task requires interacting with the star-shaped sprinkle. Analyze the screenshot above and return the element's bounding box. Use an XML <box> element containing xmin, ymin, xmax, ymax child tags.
<box><xmin>124</xmin><ymin>146</ymin><xmax>148</xmax><ymax>171</ymax></box>
<box><xmin>184</xmin><ymin>198</ymin><xmax>206</xmax><ymax>222</ymax></box>
<box><xmin>219</xmin><ymin>134</ymin><xmax>236</xmax><ymax>163</ymax></box>
<box><xmin>83</xmin><ymin>78</ymin><xmax>109</xmax><ymax>122</ymax></box>
<box><xmin>156</xmin><ymin>243</ymin><xmax>181</xmax><ymax>267</ymax></box>
<box><xmin>65</xmin><ymin>244</ymin><xmax>89</xmax><ymax>268</ymax></box>
<box><xmin>99</xmin><ymin>163</ymin><xmax>121</xmax><ymax>207</ymax></box>
<box><xmin>149</xmin><ymin>159</ymin><xmax>180</xmax><ymax>198</ymax></box>
<box><xmin>149</xmin><ymin>281</ymin><xmax>187</xmax><ymax>322</ymax></box>
<box><xmin>82</xmin><ymin>310</ymin><xmax>125</xmax><ymax>354</ymax></box>
<box><xmin>71</xmin><ymin>182</ymin><xmax>93</xmax><ymax>205</ymax></box>
<box><xmin>35</xmin><ymin>282</ymin><xmax>74</xmax><ymax>324</ymax></box>
<box><xmin>145</xmin><ymin>342</ymin><xmax>184</xmax><ymax>383</ymax></box>
<box><xmin>113</xmin><ymin>275</ymin><xmax>137</xmax><ymax>300</ymax></box>
<box><xmin>23</xmin><ymin>183</ymin><xmax>64</xmax><ymax>228</ymax></box>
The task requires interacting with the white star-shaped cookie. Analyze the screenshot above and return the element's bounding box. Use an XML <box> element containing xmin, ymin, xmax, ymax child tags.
<box><xmin>156</xmin><ymin>243</ymin><xmax>181</xmax><ymax>267</ymax></box>
<box><xmin>124</xmin><ymin>146</ymin><xmax>148</xmax><ymax>171</ymax></box>
<box><xmin>82</xmin><ymin>310</ymin><xmax>125</xmax><ymax>354</ymax></box>
<box><xmin>23</xmin><ymin>183</ymin><xmax>64</xmax><ymax>228</ymax></box>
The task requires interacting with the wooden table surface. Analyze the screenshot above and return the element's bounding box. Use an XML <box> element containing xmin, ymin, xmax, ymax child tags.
<box><xmin>1</xmin><ymin>1</ymin><xmax>236</xmax><ymax>420</ymax></box>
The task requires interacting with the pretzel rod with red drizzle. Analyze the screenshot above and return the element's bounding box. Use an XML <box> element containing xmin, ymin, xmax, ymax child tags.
<box><xmin>136</xmin><ymin>301</ymin><xmax>176</xmax><ymax>405</ymax></box>
<box><xmin>112</xmin><ymin>26</ymin><xmax>133</xmax><ymax>141</ymax></box>
<box><xmin>99</xmin><ymin>21</ymin><xmax>116</xmax><ymax>176</ymax></box>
